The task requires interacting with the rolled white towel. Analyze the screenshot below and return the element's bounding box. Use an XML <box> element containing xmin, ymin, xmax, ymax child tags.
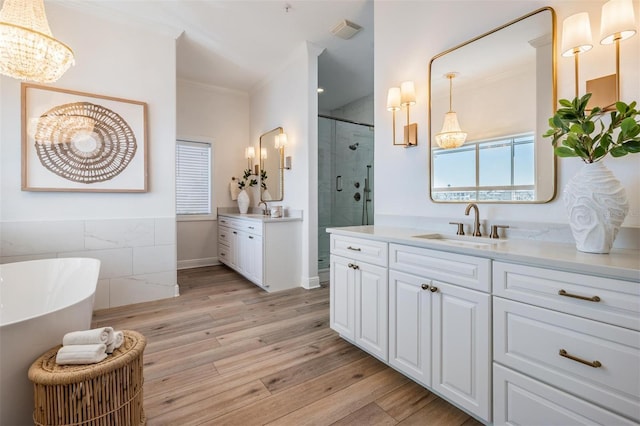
<box><xmin>63</xmin><ymin>327</ymin><xmax>114</xmax><ymax>346</ymax></box>
<box><xmin>106</xmin><ymin>331</ymin><xmax>124</xmax><ymax>354</ymax></box>
<box><xmin>55</xmin><ymin>344</ymin><xmax>108</xmax><ymax>365</ymax></box>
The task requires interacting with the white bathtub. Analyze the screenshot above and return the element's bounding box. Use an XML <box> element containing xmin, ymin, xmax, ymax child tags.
<box><xmin>0</xmin><ymin>257</ymin><xmax>101</xmax><ymax>426</ymax></box>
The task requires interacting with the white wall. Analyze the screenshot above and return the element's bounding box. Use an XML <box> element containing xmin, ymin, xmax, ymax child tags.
<box><xmin>0</xmin><ymin>4</ymin><xmax>179</xmax><ymax>307</ymax></box>
<box><xmin>250</xmin><ymin>42</ymin><xmax>324</xmax><ymax>289</ymax></box>
<box><xmin>374</xmin><ymin>1</ymin><xmax>640</xmax><ymax>245</ymax></box>
<box><xmin>176</xmin><ymin>80</ymin><xmax>250</xmax><ymax>269</ymax></box>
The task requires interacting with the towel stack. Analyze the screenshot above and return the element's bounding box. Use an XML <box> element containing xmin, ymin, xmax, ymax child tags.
<box><xmin>55</xmin><ymin>327</ymin><xmax>125</xmax><ymax>365</ymax></box>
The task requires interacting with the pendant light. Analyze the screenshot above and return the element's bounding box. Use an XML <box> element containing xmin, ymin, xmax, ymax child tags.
<box><xmin>0</xmin><ymin>0</ymin><xmax>75</xmax><ymax>83</ymax></box>
<box><xmin>435</xmin><ymin>72</ymin><xmax>467</xmax><ymax>149</ymax></box>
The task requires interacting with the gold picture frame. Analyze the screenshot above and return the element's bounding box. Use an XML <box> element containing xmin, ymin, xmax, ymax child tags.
<box><xmin>21</xmin><ymin>83</ymin><xmax>148</xmax><ymax>192</ymax></box>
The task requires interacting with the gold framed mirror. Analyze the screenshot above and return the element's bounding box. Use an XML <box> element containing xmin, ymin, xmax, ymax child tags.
<box><xmin>259</xmin><ymin>127</ymin><xmax>284</xmax><ymax>201</ymax></box>
<box><xmin>429</xmin><ymin>7</ymin><xmax>557</xmax><ymax>203</ymax></box>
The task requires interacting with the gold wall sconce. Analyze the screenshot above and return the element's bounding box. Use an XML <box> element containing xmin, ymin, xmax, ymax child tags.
<box><xmin>435</xmin><ymin>72</ymin><xmax>467</xmax><ymax>149</ymax></box>
<box><xmin>561</xmin><ymin>12</ymin><xmax>593</xmax><ymax>98</ymax></box>
<box><xmin>561</xmin><ymin>0</ymin><xmax>637</xmax><ymax>106</ymax></box>
<box><xmin>275</xmin><ymin>133</ymin><xmax>291</xmax><ymax>170</ymax></box>
<box><xmin>387</xmin><ymin>80</ymin><xmax>417</xmax><ymax>147</ymax></box>
<box><xmin>600</xmin><ymin>0</ymin><xmax>637</xmax><ymax>102</ymax></box>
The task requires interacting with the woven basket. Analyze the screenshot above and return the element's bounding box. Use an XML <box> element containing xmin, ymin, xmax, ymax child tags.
<box><xmin>28</xmin><ymin>330</ymin><xmax>146</xmax><ymax>426</ymax></box>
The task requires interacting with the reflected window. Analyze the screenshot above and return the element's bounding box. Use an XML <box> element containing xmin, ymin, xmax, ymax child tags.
<box><xmin>432</xmin><ymin>133</ymin><xmax>534</xmax><ymax>201</ymax></box>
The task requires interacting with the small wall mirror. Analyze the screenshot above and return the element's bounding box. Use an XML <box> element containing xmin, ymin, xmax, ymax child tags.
<box><xmin>429</xmin><ymin>7</ymin><xmax>557</xmax><ymax>203</ymax></box>
<box><xmin>259</xmin><ymin>127</ymin><xmax>284</xmax><ymax>201</ymax></box>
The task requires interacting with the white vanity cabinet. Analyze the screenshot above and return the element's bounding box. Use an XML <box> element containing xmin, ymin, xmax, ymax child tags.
<box><xmin>217</xmin><ymin>214</ymin><xmax>300</xmax><ymax>292</ymax></box>
<box><xmin>388</xmin><ymin>244</ymin><xmax>492</xmax><ymax>422</ymax></box>
<box><xmin>329</xmin><ymin>235</ymin><xmax>388</xmax><ymax>361</ymax></box>
<box><xmin>492</xmin><ymin>261</ymin><xmax>640</xmax><ymax>425</ymax></box>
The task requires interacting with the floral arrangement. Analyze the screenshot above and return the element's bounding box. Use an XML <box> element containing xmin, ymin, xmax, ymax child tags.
<box><xmin>543</xmin><ymin>93</ymin><xmax>640</xmax><ymax>163</ymax></box>
<box><xmin>237</xmin><ymin>169</ymin><xmax>257</xmax><ymax>190</ymax></box>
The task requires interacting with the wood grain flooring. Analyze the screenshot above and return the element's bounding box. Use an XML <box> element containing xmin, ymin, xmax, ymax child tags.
<box><xmin>92</xmin><ymin>265</ymin><xmax>483</xmax><ymax>426</ymax></box>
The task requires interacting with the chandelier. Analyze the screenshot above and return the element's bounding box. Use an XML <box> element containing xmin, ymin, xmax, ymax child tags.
<box><xmin>0</xmin><ymin>0</ymin><xmax>75</xmax><ymax>83</ymax></box>
<box><xmin>435</xmin><ymin>72</ymin><xmax>467</xmax><ymax>149</ymax></box>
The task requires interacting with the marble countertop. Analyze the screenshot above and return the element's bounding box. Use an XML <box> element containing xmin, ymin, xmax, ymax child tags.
<box><xmin>219</xmin><ymin>212</ymin><xmax>302</xmax><ymax>223</ymax></box>
<box><xmin>327</xmin><ymin>225</ymin><xmax>640</xmax><ymax>282</ymax></box>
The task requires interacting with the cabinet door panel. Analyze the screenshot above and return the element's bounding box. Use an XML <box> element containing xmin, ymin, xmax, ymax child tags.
<box><xmin>432</xmin><ymin>281</ymin><xmax>491</xmax><ymax>422</ymax></box>
<box><xmin>389</xmin><ymin>270</ymin><xmax>431</xmax><ymax>386</ymax></box>
<box><xmin>355</xmin><ymin>262</ymin><xmax>388</xmax><ymax>361</ymax></box>
<box><xmin>330</xmin><ymin>255</ymin><xmax>355</xmax><ymax>340</ymax></box>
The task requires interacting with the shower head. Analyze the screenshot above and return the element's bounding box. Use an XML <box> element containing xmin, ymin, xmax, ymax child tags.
<box><xmin>349</xmin><ymin>143</ymin><xmax>359</xmax><ymax>151</ymax></box>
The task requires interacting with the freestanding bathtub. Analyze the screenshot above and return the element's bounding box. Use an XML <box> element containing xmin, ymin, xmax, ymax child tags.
<box><xmin>0</xmin><ymin>257</ymin><xmax>101</xmax><ymax>426</ymax></box>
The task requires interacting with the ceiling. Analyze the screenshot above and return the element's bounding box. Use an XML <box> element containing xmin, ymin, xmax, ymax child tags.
<box><xmin>55</xmin><ymin>0</ymin><xmax>374</xmax><ymax>111</ymax></box>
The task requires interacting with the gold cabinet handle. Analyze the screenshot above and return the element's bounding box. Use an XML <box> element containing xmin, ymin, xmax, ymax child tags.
<box><xmin>347</xmin><ymin>246</ymin><xmax>362</xmax><ymax>252</ymax></box>
<box><xmin>559</xmin><ymin>349</ymin><xmax>602</xmax><ymax>368</ymax></box>
<box><xmin>429</xmin><ymin>286</ymin><xmax>438</xmax><ymax>293</ymax></box>
<box><xmin>347</xmin><ymin>263</ymin><xmax>359</xmax><ymax>270</ymax></box>
<box><xmin>558</xmin><ymin>289</ymin><xmax>601</xmax><ymax>302</ymax></box>
<box><xmin>421</xmin><ymin>283</ymin><xmax>430</xmax><ymax>290</ymax></box>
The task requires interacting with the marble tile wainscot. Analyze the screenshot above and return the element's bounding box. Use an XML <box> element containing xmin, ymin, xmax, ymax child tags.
<box><xmin>326</xmin><ymin>225</ymin><xmax>640</xmax><ymax>425</ymax></box>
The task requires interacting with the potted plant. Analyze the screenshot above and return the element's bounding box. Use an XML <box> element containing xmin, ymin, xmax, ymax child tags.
<box><xmin>543</xmin><ymin>93</ymin><xmax>640</xmax><ymax>253</ymax></box>
<box><xmin>237</xmin><ymin>169</ymin><xmax>257</xmax><ymax>214</ymax></box>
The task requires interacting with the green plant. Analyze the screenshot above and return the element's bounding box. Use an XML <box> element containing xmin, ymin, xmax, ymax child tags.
<box><xmin>237</xmin><ymin>169</ymin><xmax>257</xmax><ymax>190</ymax></box>
<box><xmin>260</xmin><ymin>169</ymin><xmax>268</xmax><ymax>190</ymax></box>
<box><xmin>543</xmin><ymin>93</ymin><xmax>640</xmax><ymax>163</ymax></box>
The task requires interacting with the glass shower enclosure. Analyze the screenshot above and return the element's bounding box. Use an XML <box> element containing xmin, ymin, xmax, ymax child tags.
<box><xmin>318</xmin><ymin>116</ymin><xmax>374</xmax><ymax>272</ymax></box>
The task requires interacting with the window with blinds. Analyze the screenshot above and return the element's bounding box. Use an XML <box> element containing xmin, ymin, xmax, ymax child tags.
<box><xmin>176</xmin><ymin>140</ymin><xmax>212</xmax><ymax>216</ymax></box>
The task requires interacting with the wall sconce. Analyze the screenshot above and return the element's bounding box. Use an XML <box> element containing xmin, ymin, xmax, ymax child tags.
<box><xmin>600</xmin><ymin>0</ymin><xmax>637</xmax><ymax>102</ymax></box>
<box><xmin>435</xmin><ymin>72</ymin><xmax>467</xmax><ymax>149</ymax></box>
<box><xmin>245</xmin><ymin>146</ymin><xmax>255</xmax><ymax>171</ymax></box>
<box><xmin>561</xmin><ymin>12</ymin><xmax>593</xmax><ymax>98</ymax></box>
<box><xmin>274</xmin><ymin>132</ymin><xmax>291</xmax><ymax>170</ymax></box>
<box><xmin>387</xmin><ymin>81</ymin><xmax>417</xmax><ymax>147</ymax></box>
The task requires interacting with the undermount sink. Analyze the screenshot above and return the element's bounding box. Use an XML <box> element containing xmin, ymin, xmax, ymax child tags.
<box><xmin>412</xmin><ymin>233</ymin><xmax>505</xmax><ymax>247</ymax></box>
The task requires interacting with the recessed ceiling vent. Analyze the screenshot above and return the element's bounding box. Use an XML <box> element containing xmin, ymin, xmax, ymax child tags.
<box><xmin>330</xmin><ymin>19</ymin><xmax>362</xmax><ymax>40</ymax></box>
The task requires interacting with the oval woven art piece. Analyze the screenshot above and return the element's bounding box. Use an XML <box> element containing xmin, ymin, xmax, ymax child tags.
<box><xmin>34</xmin><ymin>102</ymin><xmax>137</xmax><ymax>183</ymax></box>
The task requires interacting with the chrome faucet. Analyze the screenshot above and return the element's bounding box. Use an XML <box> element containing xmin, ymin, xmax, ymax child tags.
<box><xmin>464</xmin><ymin>203</ymin><xmax>482</xmax><ymax>237</ymax></box>
<box><xmin>258</xmin><ymin>201</ymin><xmax>269</xmax><ymax>216</ymax></box>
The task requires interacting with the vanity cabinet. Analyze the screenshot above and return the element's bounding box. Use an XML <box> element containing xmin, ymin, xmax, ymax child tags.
<box><xmin>329</xmin><ymin>235</ymin><xmax>388</xmax><ymax>361</ymax></box>
<box><xmin>388</xmin><ymin>244</ymin><xmax>491</xmax><ymax>422</ymax></box>
<box><xmin>492</xmin><ymin>261</ymin><xmax>640</xmax><ymax>425</ymax></box>
<box><xmin>218</xmin><ymin>214</ymin><xmax>300</xmax><ymax>292</ymax></box>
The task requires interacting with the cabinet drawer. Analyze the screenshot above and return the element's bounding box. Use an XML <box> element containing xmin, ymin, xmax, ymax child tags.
<box><xmin>493</xmin><ymin>261</ymin><xmax>640</xmax><ymax>330</ymax></box>
<box><xmin>330</xmin><ymin>235</ymin><xmax>388</xmax><ymax>267</ymax></box>
<box><xmin>389</xmin><ymin>243</ymin><xmax>490</xmax><ymax>292</ymax></box>
<box><xmin>494</xmin><ymin>297</ymin><xmax>640</xmax><ymax>421</ymax></box>
<box><xmin>236</xmin><ymin>220</ymin><xmax>263</xmax><ymax>236</ymax></box>
<box><xmin>218</xmin><ymin>243</ymin><xmax>230</xmax><ymax>264</ymax></box>
<box><xmin>218</xmin><ymin>216</ymin><xmax>238</xmax><ymax>228</ymax></box>
<box><xmin>218</xmin><ymin>226</ymin><xmax>232</xmax><ymax>245</ymax></box>
<box><xmin>493</xmin><ymin>364</ymin><xmax>637</xmax><ymax>426</ymax></box>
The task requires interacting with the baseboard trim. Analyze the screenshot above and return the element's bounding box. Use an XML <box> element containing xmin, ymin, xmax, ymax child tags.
<box><xmin>318</xmin><ymin>268</ymin><xmax>329</xmax><ymax>284</ymax></box>
<box><xmin>301</xmin><ymin>275</ymin><xmax>321</xmax><ymax>290</ymax></box>
<box><xmin>177</xmin><ymin>257</ymin><xmax>219</xmax><ymax>270</ymax></box>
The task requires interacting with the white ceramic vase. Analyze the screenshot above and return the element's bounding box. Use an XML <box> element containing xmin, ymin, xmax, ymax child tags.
<box><xmin>237</xmin><ymin>189</ymin><xmax>250</xmax><ymax>214</ymax></box>
<box><xmin>563</xmin><ymin>162</ymin><xmax>628</xmax><ymax>254</ymax></box>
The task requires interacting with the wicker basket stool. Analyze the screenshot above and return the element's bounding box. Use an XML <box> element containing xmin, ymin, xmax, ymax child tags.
<box><xmin>28</xmin><ymin>330</ymin><xmax>146</xmax><ymax>426</ymax></box>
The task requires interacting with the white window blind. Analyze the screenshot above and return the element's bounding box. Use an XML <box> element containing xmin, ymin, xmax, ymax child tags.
<box><xmin>176</xmin><ymin>140</ymin><xmax>211</xmax><ymax>216</ymax></box>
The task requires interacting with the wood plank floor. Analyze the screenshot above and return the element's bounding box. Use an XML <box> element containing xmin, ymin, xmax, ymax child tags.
<box><xmin>93</xmin><ymin>265</ymin><xmax>483</xmax><ymax>426</ymax></box>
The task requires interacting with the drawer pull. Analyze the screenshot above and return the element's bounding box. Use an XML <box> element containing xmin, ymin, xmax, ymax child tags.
<box><xmin>220</xmin><ymin>234</ymin><xmax>226</xmax><ymax>238</ymax></box>
<box><xmin>220</xmin><ymin>253</ymin><xmax>226</xmax><ymax>256</ymax></box>
<box><xmin>558</xmin><ymin>289</ymin><xmax>601</xmax><ymax>302</ymax></box>
<box><xmin>559</xmin><ymin>349</ymin><xmax>602</xmax><ymax>368</ymax></box>
<box><xmin>429</xmin><ymin>286</ymin><xmax>439</xmax><ymax>293</ymax></box>
<box><xmin>347</xmin><ymin>263</ymin><xmax>360</xmax><ymax>270</ymax></box>
<box><xmin>249</xmin><ymin>236</ymin><xmax>254</xmax><ymax>239</ymax></box>
<box><xmin>421</xmin><ymin>283</ymin><xmax>430</xmax><ymax>290</ymax></box>
<box><xmin>249</xmin><ymin>226</ymin><xmax>255</xmax><ymax>229</ymax></box>
<box><xmin>233</xmin><ymin>231</ymin><xmax>237</xmax><ymax>235</ymax></box>
<box><xmin>347</xmin><ymin>246</ymin><xmax>362</xmax><ymax>252</ymax></box>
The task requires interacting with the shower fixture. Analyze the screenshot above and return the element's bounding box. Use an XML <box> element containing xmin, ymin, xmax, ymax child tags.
<box><xmin>349</xmin><ymin>143</ymin><xmax>359</xmax><ymax>151</ymax></box>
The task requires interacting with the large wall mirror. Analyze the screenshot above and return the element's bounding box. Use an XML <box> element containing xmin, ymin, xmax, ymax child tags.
<box><xmin>259</xmin><ymin>127</ymin><xmax>284</xmax><ymax>201</ymax></box>
<box><xmin>429</xmin><ymin>7</ymin><xmax>557</xmax><ymax>203</ymax></box>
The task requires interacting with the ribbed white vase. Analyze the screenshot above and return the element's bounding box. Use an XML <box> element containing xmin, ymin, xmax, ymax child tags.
<box><xmin>237</xmin><ymin>189</ymin><xmax>250</xmax><ymax>214</ymax></box>
<box><xmin>563</xmin><ymin>162</ymin><xmax>628</xmax><ymax>254</ymax></box>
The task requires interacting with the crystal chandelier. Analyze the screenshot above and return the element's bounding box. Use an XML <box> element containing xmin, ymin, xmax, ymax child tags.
<box><xmin>0</xmin><ymin>0</ymin><xmax>75</xmax><ymax>83</ymax></box>
<box><xmin>435</xmin><ymin>72</ymin><xmax>467</xmax><ymax>149</ymax></box>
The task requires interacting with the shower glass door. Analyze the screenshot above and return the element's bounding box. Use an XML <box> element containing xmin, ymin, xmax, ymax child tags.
<box><xmin>318</xmin><ymin>117</ymin><xmax>374</xmax><ymax>271</ymax></box>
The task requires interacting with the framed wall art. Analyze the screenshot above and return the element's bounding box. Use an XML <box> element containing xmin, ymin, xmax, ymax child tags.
<box><xmin>21</xmin><ymin>83</ymin><xmax>148</xmax><ymax>192</ymax></box>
